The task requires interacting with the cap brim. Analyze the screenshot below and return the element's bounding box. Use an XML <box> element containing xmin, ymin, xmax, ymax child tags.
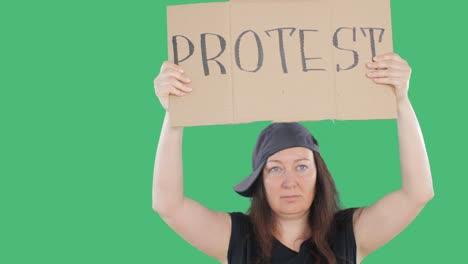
<box><xmin>233</xmin><ymin>160</ymin><xmax>266</xmax><ymax>197</ymax></box>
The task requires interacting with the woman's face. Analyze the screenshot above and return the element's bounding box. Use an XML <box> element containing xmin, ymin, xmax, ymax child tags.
<box><xmin>262</xmin><ymin>147</ymin><xmax>317</xmax><ymax>218</ymax></box>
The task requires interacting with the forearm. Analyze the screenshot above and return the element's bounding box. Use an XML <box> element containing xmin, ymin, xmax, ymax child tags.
<box><xmin>396</xmin><ymin>98</ymin><xmax>434</xmax><ymax>202</ymax></box>
<box><xmin>152</xmin><ymin>112</ymin><xmax>185</xmax><ymax>215</ymax></box>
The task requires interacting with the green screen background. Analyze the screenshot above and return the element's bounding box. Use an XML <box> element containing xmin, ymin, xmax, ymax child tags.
<box><xmin>1</xmin><ymin>0</ymin><xmax>465</xmax><ymax>263</ymax></box>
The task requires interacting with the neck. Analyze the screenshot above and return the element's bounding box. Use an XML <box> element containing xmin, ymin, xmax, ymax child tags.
<box><xmin>273</xmin><ymin>210</ymin><xmax>311</xmax><ymax>250</ymax></box>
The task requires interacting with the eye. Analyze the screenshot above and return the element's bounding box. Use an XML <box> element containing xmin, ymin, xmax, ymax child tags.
<box><xmin>270</xmin><ymin>166</ymin><xmax>281</xmax><ymax>172</ymax></box>
<box><xmin>268</xmin><ymin>166</ymin><xmax>282</xmax><ymax>175</ymax></box>
<box><xmin>298</xmin><ymin>165</ymin><xmax>308</xmax><ymax>171</ymax></box>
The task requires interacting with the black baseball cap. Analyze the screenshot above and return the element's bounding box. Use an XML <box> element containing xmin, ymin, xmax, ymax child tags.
<box><xmin>233</xmin><ymin>122</ymin><xmax>320</xmax><ymax>197</ymax></box>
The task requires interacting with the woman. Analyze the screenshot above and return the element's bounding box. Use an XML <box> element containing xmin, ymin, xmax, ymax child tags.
<box><xmin>152</xmin><ymin>52</ymin><xmax>434</xmax><ymax>264</ymax></box>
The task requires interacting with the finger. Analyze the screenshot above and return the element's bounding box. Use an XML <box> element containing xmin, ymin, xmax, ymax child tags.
<box><xmin>366</xmin><ymin>69</ymin><xmax>403</xmax><ymax>78</ymax></box>
<box><xmin>170</xmin><ymin>86</ymin><xmax>187</xmax><ymax>96</ymax></box>
<box><xmin>155</xmin><ymin>80</ymin><xmax>189</xmax><ymax>97</ymax></box>
<box><xmin>372</xmin><ymin>52</ymin><xmax>407</xmax><ymax>64</ymax></box>
<box><xmin>167</xmin><ymin>70</ymin><xmax>192</xmax><ymax>84</ymax></box>
<box><xmin>170</xmin><ymin>78</ymin><xmax>192</xmax><ymax>93</ymax></box>
<box><xmin>161</xmin><ymin>61</ymin><xmax>185</xmax><ymax>74</ymax></box>
<box><xmin>366</xmin><ymin>60</ymin><xmax>409</xmax><ymax>71</ymax></box>
<box><xmin>372</xmin><ymin>77</ymin><xmax>400</xmax><ymax>86</ymax></box>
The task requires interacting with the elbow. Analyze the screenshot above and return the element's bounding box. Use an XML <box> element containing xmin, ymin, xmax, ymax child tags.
<box><xmin>152</xmin><ymin>202</ymin><xmax>160</xmax><ymax>213</ymax></box>
<box><xmin>413</xmin><ymin>189</ymin><xmax>435</xmax><ymax>205</ymax></box>
<box><xmin>152</xmin><ymin>197</ymin><xmax>164</xmax><ymax>213</ymax></box>
<box><xmin>152</xmin><ymin>191</ymin><xmax>170</xmax><ymax>215</ymax></box>
<box><xmin>403</xmin><ymin>187</ymin><xmax>435</xmax><ymax>205</ymax></box>
<box><xmin>152</xmin><ymin>199</ymin><xmax>182</xmax><ymax>218</ymax></box>
<box><xmin>425</xmin><ymin>189</ymin><xmax>435</xmax><ymax>202</ymax></box>
<box><xmin>152</xmin><ymin>201</ymin><xmax>169</xmax><ymax>216</ymax></box>
<box><xmin>152</xmin><ymin>204</ymin><xmax>170</xmax><ymax>218</ymax></box>
<box><xmin>152</xmin><ymin>189</ymin><xmax>184</xmax><ymax>217</ymax></box>
<box><xmin>422</xmin><ymin>184</ymin><xmax>435</xmax><ymax>202</ymax></box>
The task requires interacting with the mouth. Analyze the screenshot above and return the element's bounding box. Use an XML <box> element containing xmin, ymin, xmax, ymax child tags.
<box><xmin>280</xmin><ymin>195</ymin><xmax>300</xmax><ymax>199</ymax></box>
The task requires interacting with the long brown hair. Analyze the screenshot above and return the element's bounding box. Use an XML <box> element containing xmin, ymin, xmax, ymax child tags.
<box><xmin>247</xmin><ymin>150</ymin><xmax>342</xmax><ymax>264</ymax></box>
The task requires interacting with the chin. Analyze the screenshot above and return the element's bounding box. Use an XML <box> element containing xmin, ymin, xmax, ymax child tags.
<box><xmin>279</xmin><ymin>206</ymin><xmax>307</xmax><ymax>215</ymax></box>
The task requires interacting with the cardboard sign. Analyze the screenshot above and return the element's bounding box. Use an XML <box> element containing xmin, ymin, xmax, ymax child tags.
<box><xmin>167</xmin><ymin>0</ymin><xmax>395</xmax><ymax>127</ymax></box>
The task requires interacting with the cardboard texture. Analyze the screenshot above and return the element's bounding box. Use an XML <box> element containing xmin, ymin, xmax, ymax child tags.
<box><xmin>167</xmin><ymin>0</ymin><xmax>395</xmax><ymax>127</ymax></box>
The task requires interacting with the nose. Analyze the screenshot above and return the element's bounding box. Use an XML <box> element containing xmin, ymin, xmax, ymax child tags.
<box><xmin>281</xmin><ymin>171</ymin><xmax>298</xmax><ymax>189</ymax></box>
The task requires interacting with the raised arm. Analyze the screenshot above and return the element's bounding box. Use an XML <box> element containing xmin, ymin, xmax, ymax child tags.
<box><xmin>152</xmin><ymin>62</ymin><xmax>231</xmax><ymax>262</ymax></box>
<box><xmin>353</xmin><ymin>53</ymin><xmax>434</xmax><ymax>262</ymax></box>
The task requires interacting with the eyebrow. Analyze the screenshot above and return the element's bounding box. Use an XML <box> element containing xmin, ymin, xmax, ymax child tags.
<box><xmin>267</xmin><ymin>158</ymin><xmax>311</xmax><ymax>164</ymax></box>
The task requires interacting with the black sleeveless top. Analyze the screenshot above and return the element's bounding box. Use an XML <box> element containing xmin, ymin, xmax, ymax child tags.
<box><xmin>227</xmin><ymin>207</ymin><xmax>359</xmax><ymax>264</ymax></box>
